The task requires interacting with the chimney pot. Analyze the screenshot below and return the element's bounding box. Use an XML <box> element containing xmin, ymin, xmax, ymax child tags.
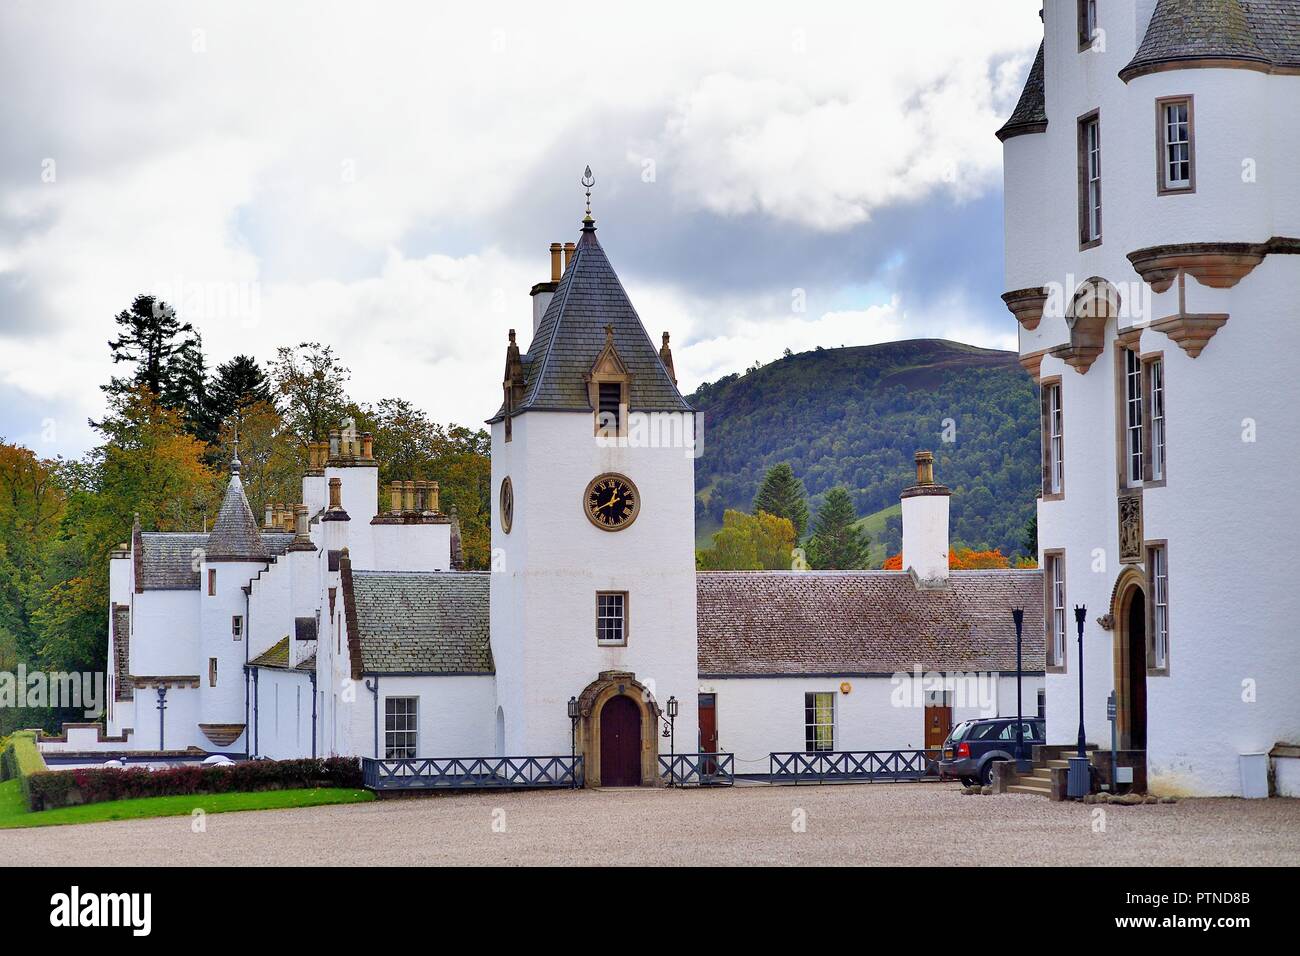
<box><xmin>361</xmin><ymin>432</ymin><xmax>373</xmax><ymax>460</ymax></box>
<box><xmin>294</xmin><ymin>503</ymin><xmax>309</xmax><ymax>537</ymax></box>
<box><xmin>549</xmin><ymin>242</ymin><xmax>563</xmax><ymax>281</ymax></box>
<box><xmin>328</xmin><ymin>429</ymin><xmax>340</xmax><ymax>459</ymax></box>
<box><xmin>428</xmin><ymin>481</ymin><xmax>440</xmax><ymax>514</ymax></box>
<box><xmin>915</xmin><ymin>450</ymin><xmax>935</xmax><ymax>485</ymax></box>
<box><xmin>402</xmin><ymin>480</ymin><xmax>415</xmax><ymax>513</ymax></box>
<box><xmin>328</xmin><ymin>476</ymin><xmax>342</xmax><ymax>511</ymax></box>
<box><xmin>390</xmin><ymin>481</ymin><xmax>403</xmax><ymax>514</ymax></box>
<box><xmin>265</xmin><ymin>503</ymin><xmax>274</xmax><ymax>528</ymax></box>
<box><xmin>414</xmin><ymin>480</ymin><xmax>427</xmax><ymax>512</ymax></box>
<box><xmin>563</xmin><ymin>241</ymin><xmax>576</xmax><ymax>269</ymax></box>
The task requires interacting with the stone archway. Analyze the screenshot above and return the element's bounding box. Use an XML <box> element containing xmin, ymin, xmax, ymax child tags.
<box><xmin>575</xmin><ymin>670</ymin><xmax>660</xmax><ymax>787</ymax></box>
<box><xmin>1110</xmin><ymin>567</ymin><xmax>1149</xmax><ymax>752</ymax></box>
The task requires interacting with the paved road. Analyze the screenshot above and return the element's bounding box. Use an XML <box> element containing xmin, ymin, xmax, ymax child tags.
<box><xmin>4</xmin><ymin>783</ymin><xmax>1298</xmax><ymax>866</ymax></box>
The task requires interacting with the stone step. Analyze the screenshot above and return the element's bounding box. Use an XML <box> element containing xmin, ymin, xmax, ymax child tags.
<box><xmin>1008</xmin><ymin>783</ymin><xmax>1051</xmax><ymax>797</ymax></box>
<box><xmin>1031</xmin><ymin>767</ymin><xmax>1054</xmax><ymax>779</ymax></box>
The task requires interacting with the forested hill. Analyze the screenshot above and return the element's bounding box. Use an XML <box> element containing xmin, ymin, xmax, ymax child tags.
<box><xmin>687</xmin><ymin>339</ymin><xmax>1039</xmax><ymax>563</ymax></box>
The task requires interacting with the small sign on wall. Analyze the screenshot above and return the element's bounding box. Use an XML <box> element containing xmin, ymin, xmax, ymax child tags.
<box><xmin>839</xmin><ymin>681</ymin><xmax>852</xmax><ymax>695</ymax></box>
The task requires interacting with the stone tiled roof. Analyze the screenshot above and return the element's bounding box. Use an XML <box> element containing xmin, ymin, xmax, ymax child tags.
<box><xmin>112</xmin><ymin>604</ymin><xmax>132</xmax><ymax>701</ymax></box>
<box><xmin>1121</xmin><ymin>0</ymin><xmax>1300</xmax><ymax>79</ymax></box>
<box><xmin>138</xmin><ymin>532</ymin><xmax>207</xmax><ymax>589</ymax></box>
<box><xmin>205</xmin><ymin>458</ymin><xmax>268</xmax><ymax>561</ymax></box>
<box><xmin>490</xmin><ymin>223</ymin><xmax>691</xmax><ymax>421</ymax></box>
<box><xmin>697</xmin><ymin>571</ymin><xmax>1045</xmax><ymax>675</ymax></box>
<box><xmin>349</xmin><ymin>571</ymin><xmax>493</xmax><ymax>674</ymax></box>
<box><xmin>996</xmin><ymin>42</ymin><xmax>1047</xmax><ymax>142</ymax></box>
<box><xmin>264</xmin><ymin>532</ymin><xmax>294</xmax><ymax>557</ymax></box>
<box><xmin>250</xmin><ymin>636</ymin><xmax>290</xmax><ymax>669</ymax></box>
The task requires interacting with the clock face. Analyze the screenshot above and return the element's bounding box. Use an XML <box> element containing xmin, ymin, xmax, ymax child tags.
<box><xmin>584</xmin><ymin>473</ymin><xmax>639</xmax><ymax>531</ymax></box>
<box><xmin>499</xmin><ymin>476</ymin><xmax>514</xmax><ymax>534</ymax></box>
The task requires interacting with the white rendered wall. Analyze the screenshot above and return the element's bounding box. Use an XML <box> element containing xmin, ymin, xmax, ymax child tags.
<box><xmin>490</xmin><ymin>411</ymin><xmax>699</xmax><ymax>758</ymax></box>
<box><xmin>250</xmin><ymin>668</ymin><xmax>315</xmax><ymax>759</ymax></box>
<box><xmin>1011</xmin><ymin>2</ymin><xmax>1300</xmax><ymax>795</ymax></box>
<box><xmin>198</xmin><ymin>559</ymin><xmax>261</xmax><ymax>735</ymax></box>
<box><xmin>129</xmin><ymin>591</ymin><xmax>200</xmax><ymax>676</ymax></box>
<box><xmin>369</xmin><ymin>523</ymin><xmax>451</xmax><ymax>572</ymax></box>
<box><xmin>701</xmin><ymin>674</ymin><xmax>1045</xmax><ymax>776</ymax></box>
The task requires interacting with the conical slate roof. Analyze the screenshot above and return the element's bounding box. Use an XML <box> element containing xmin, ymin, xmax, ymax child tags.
<box><xmin>490</xmin><ymin>221</ymin><xmax>692</xmax><ymax>420</ymax></box>
<box><xmin>995</xmin><ymin>42</ymin><xmax>1046</xmax><ymax>142</ymax></box>
<box><xmin>1120</xmin><ymin>0</ymin><xmax>1300</xmax><ymax>80</ymax></box>
<box><xmin>205</xmin><ymin>455</ymin><xmax>268</xmax><ymax>562</ymax></box>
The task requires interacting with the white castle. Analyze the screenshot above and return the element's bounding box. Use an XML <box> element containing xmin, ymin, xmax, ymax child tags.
<box><xmin>999</xmin><ymin>0</ymin><xmax>1300</xmax><ymax>795</ymax></box>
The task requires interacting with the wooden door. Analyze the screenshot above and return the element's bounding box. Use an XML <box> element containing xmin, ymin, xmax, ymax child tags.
<box><xmin>599</xmin><ymin>695</ymin><xmax>642</xmax><ymax>786</ymax></box>
<box><xmin>925</xmin><ymin>705</ymin><xmax>952</xmax><ymax>750</ymax></box>
<box><xmin>698</xmin><ymin>694</ymin><xmax>717</xmax><ymax>753</ymax></box>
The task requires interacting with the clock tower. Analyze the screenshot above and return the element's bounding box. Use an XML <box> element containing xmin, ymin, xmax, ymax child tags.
<box><xmin>487</xmin><ymin>181</ymin><xmax>698</xmax><ymax>785</ymax></box>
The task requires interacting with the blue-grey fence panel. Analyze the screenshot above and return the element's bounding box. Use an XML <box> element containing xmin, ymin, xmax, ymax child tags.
<box><xmin>657</xmin><ymin>752</ymin><xmax>734</xmax><ymax>786</ymax></box>
<box><xmin>768</xmin><ymin>749</ymin><xmax>940</xmax><ymax>784</ymax></box>
<box><xmin>362</xmin><ymin>755</ymin><xmax>584</xmax><ymax>791</ymax></box>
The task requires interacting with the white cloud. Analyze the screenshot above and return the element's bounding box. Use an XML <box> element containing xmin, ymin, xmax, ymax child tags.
<box><xmin>0</xmin><ymin>0</ymin><xmax>1041</xmax><ymax>454</ymax></box>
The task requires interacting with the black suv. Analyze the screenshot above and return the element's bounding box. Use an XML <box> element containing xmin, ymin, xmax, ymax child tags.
<box><xmin>937</xmin><ymin>717</ymin><xmax>1045</xmax><ymax>786</ymax></box>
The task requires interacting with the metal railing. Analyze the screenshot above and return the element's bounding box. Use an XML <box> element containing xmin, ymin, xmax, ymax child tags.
<box><xmin>768</xmin><ymin>749</ymin><xmax>940</xmax><ymax>784</ymax></box>
<box><xmin>362</xmin><ymin>755</ymin><xmax>584</xmax><ymax>791</ymax></box>
<box><xmin>658</xmin><ymin>752</ymin><xmax>734</xmax><ymax>787</ymax></box>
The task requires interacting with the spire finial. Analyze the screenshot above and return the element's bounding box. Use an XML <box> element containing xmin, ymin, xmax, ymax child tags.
<box><xmin>581</xmin><ymin>165</ymin><xmax>595</xmax><ymax>226</ymax></box>
<box><xmin>230</xmin><ymin>425</ymin><xmax>242</xmax><ymax>476</ymax></box>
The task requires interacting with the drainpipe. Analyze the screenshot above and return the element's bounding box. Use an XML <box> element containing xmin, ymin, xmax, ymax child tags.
<box><xmin>243</xmin><ymin>588</ymin><xmax>251</xmax><ymax>758</ymax></box>
<box><xmin>365</xmin><ymin>677</ymin><xmax>379</xmax><ymax>758</ymax></box>
<box><xmin>309</xmin><ymin>670</ymin><xmax>318</xmax><ymax>759</ymax></box>
<box><xmin>156</xmin><ymin>686</ymin><xmax>168</xmax><ymax>750</ymax></box>
<box><xmin>252</xmin><ymin>668</ymin><xmax>260</xmax><ymax>757</ymax></box>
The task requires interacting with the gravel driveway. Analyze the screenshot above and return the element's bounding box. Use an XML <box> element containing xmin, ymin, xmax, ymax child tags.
<box><xmin>4</xmin><ymin>783</ymin><xmax>1298</xmax><ymax>866</ymax></box>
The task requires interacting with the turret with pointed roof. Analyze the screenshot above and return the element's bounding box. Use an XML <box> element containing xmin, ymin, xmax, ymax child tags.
<box><xmin>489</xmin><ymin>210</ymin><xmax>691</xmax><ymax>423</ymax></box>
<box><xmin>205</xmin><ymin>451</ymin><xmax>269</xmax><ymax>562</ymax></box>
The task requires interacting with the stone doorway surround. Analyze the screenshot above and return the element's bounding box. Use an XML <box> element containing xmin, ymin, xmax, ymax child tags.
<box><xmin>575</xmin><ymin>670</ymin><xmax>660</xmax><ymax>788</ymax></box>
<box><xmin>1110</xmin><ymin>567</ymin><xmax>1150</xmax><ymax>760</ymax></box>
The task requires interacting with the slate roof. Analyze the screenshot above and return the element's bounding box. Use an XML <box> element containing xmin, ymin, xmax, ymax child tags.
<box><xmin>112</xmin><ymin>604</ymin><xmax>132</xmax><ymax>701</ymax></box>
<box><xmin>349</xmin><ymin>571</ymin><xmax>493</xmax><ymax>674</ymax></box>
<box><xmin>1121</xmin><ymin>0</ymin><xmax>1300</xmax><ymax>79</ymax></box>
<box><xmin>138</xmin><ymin>532</ymin><xmax>208</xmax><ymax>589</ymax></box>
<box><xmin>489</xmin><ymin>222</ymin><xmax>691</xmax><ymax>421</ymax></box>
<box><xmin>996</xmin><ymin>42</ymin><xmax>1047</xmax><ymax>142</ymax></box>
<box><xmin>250</xmin><ymin>636</ymin><xmax>290</xmax><ymax>669</ymax></box>
<box><xmin>696</xmin><ymin>571</ymin><xmax>1045</xmax><ymax>676</ymax></box>
<box><xmin>206</xmin><ymin>457</ymin><xmax>268</xmax><ymax>561</ymax></box>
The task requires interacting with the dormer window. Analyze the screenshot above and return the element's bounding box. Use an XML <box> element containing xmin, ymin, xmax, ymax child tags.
<box><xmin>587</xmin><ymin>325</ymin><xmax>631</xmax><ymax>439</ymax></box>
<box><xmin>1157</xmin><ymin>96</ymin><xmax>1194</xmax><ymax>193</ymax></box>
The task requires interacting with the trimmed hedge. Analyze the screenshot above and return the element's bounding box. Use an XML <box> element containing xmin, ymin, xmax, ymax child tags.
<box><xmin>25</xmin><ymin>756</ymin><xmax>362</xmax><ymax>812</ymax></box>
<box><xmin>0</xmin><ymin>731</ymin><xmax>48</xmax><ymax>806</ymax></box>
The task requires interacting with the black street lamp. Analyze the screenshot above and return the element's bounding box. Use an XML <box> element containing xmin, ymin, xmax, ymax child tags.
<box><xmin>567</xmin><ymin>696</ymin><xmax>579</xmax><ymax>789</ymax></box>
<box><xmin>1066</xmin><ymin>604</ymin><xmax>1091</xmax><ymax>799</ymax></box>
<box><xmin>1012</xmin><ymin>608</ymin><xmax>1028</xmax><ymax>771</ymax></box>
<box><xmin>1074</xmin><ymin>605</ymin><xmax>1087</xmax><ymax>758</ymax></box>
<box><xmin>664</xmin><ymin>696</ymin><xmax>679</xmax><ymax>786</ymax></box>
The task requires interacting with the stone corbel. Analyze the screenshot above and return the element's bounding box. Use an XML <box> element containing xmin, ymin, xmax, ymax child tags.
<box><xmin>1128</xmin><ymin>242</ymin><xmax>1268</xmax><ymax>294</ymax></box>
<box><xmin>1001</xmin><ymin>287</ymin><xmax>1049</xmax><ymax>331</ymax></box>
<box><xmin>1150</xmin><ymin>313</ymin><xmax>1229</xmax><ymax>358</ymax></box>
<box><xmin>1018</xmin><ymin>349</ymin><xmax>1049</xmax><ymax>384</ymax></box>
<box><xmin>1050</xmin><ymin>342</ymin><xmax>1104</xmax><ymax>374</ymax></box>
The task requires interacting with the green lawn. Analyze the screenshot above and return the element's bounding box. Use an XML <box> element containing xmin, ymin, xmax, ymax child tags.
<box><xmin>0</xmin><ymin>777</ymin><xmax>373</xmax><ymax>829</ymax></box>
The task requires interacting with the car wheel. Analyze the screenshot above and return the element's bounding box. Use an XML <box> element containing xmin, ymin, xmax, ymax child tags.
<box><xmin>980</xmin><ymin>760</ymin><xmax>1000</xmax><ymax>787</ymax></box>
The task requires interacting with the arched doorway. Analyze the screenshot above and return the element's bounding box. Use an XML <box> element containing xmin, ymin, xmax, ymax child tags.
<box><xmin>599</xmin><ymin>695</ymin><xmax>642</xmax><ymax>786</ymax></box>
<box><xmin>574</xmin><ymin>670</ymin><xmax>660</xmax><ymax>787</ymax></box>
<box><xmin>1113</xmin><ymin>575</ymin><xmax>1148</xmax><ymax>752</ymax></box>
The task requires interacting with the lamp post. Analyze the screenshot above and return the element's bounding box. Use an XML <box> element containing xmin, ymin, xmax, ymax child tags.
<box><xmin>664</xmin><ymin>696</ymin><xmax>679</xmax><ymax>786</ymax></box>
<box><xmin>1066</xmin><ymin>604</ymin><xmax>1090</xmax><ymax>798</ymax></box>
<box><xmin>567</xmin><ymin>696</ymin><xmax>579</xmax><ymax>789</ymax></box>
<box><xmin>1012</xmin><ymin>608</ymin><xmax>1028</xmax><ymax>772</ymax></box>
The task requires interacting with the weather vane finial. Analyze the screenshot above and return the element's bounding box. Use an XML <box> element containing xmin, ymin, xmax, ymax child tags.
<box><xmin>581</xmin><ymin>165</ymin><xmax>595</xmax><ymax>224</ymax></box>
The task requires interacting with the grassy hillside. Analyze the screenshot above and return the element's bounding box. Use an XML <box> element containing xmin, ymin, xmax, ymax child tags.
<box><xmin>688</xmin><ymin>339</ymin><xmax>1038</xmax><ymax>565</ymax></box>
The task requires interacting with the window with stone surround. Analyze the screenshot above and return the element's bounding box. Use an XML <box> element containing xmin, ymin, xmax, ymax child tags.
<box><xmin>1041</xmin><ymin>378</ymin><xmax>1064</xmax><ymax>498</ymax></box>
<box><xmin>1146</xmin><ymin>356</ymin><xmax>1166</xmax><ymax>481</ymax></box>
<box><xmin>596</xmin><ymin>591</ymin><xmax>627</xmax><ymax>646</ymax></box>
<box><xmin>1157</xmin><ymin>96</ymin><xmax>1194</xmax><ymax>193</ymax></box>
<box><xmin>1149</xmin><ymin>543</ymin><xmax>1169</xmax><ymax>672</ymax></box>
<box><xmin>1124</xmin><ymin>347</ymin><xmax>1144</xmax><ymax>485</ymax></box>
<box><xmin>232</xmin><ymin>615</ymin><xmax>243</xmax><ymax>642</ymax></box>
<box><xmin>1078</xmin><ymin>0</ymin><xmax>1098</xmax><ymax>50</ymax></box>
<box><xmin>1045</xmin><ymin>552</ymin><xmax>1067</xmax><ymax>670</ymax></box>
<box><xmin>1078</xmin><ymin>111</ymin><xmax>1102</xmax><ymax>248</ymax></box>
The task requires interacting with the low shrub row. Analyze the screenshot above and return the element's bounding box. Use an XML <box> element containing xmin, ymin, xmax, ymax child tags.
<box><xmin>0</xmin><ymin>731</ymin><xmax>48</xmax><ymax>805</ymax></box>
<box><xmin>25</xmin><ymin>756</ymin><xmax>362</xmax><ymax>812</ymax></box>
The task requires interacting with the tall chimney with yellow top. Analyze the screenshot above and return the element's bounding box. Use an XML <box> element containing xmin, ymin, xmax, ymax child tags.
<box><xmin>900</xmin><ymin>450</ymin><xmax>952</xmax><ymax>586</ymax></box>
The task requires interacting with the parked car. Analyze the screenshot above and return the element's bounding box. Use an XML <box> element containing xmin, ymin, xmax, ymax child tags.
<box><xmin>937</xmin><ymin>717</ymin><xmax>1045</xmax><ymax>786</ymax></box>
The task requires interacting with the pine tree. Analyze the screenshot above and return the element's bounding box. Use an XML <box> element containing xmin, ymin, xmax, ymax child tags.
<box><xmin>807</xmin><ymin>486</ymin><xmax>870</xmax><ymax>569</ymax></box>
<box><xmin>1020</xmin><ymin>513</ymin><xmax>1038</xmax><ymax>560</ymax></box>
<box><xmin>752</xmin><ymin>462</ymin><xmax>809</xmax><ymax>538</ymax></box>
<box><xmin>209</xmin><ymin>355</ymin><xmax>273</xmax><ymax>427</ymax></box>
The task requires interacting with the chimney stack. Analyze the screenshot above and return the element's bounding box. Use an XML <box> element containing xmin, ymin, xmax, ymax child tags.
<box><xmin>900</xmin><ymin>450</ymin><xmax>952</xmax><ymax>586</ymax></box>
<box><xmin>531</xmin><ymin>241</ymin><xmax>564</xmax><ymax>336</ymax></box>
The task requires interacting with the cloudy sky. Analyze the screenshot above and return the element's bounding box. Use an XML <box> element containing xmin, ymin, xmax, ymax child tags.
<box><xmin>0</xmin><ymin>0</ymin><xmax>1041</xmax><ymax>457</ymax></box>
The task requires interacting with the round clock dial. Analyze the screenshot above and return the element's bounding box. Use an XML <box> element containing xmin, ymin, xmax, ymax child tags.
<box><xmin>584</xmin><ymin>473</ymin><xmax>639</xmax><ymax>531</ymax></box>
<box><xmin>499</xmin><ymin>476</ymin><xmax>514</xmax><ymax>533</ymax></box>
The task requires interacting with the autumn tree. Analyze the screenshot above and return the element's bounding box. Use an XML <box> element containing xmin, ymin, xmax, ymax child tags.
<box><xmin>696</xmin><ymin>509</ymin><xmax>796</xmax><ymax>571</ymax></box>
<box><xmin>0</xmin><ymin>444</ymin><xmax>66</xmax><ymax>671</ymax></box>
<box><xmin>882</xmin><ymin>547</ymin><xmax>1011</xmax><ymax>571</ymax></box>
<box><xmin>269</xmin><ymin>342</ymin><xmax>352</xmax><ymax>445</ymax></box>
<box><xmin>806</xmin><ymin>486</ymin><xmax>870</xmax><ymax>569</ymax></box>
<box><xmin>752</xmin><ymin>462</ymin><xmax>809</xmax><ymax>538</ymax></box>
